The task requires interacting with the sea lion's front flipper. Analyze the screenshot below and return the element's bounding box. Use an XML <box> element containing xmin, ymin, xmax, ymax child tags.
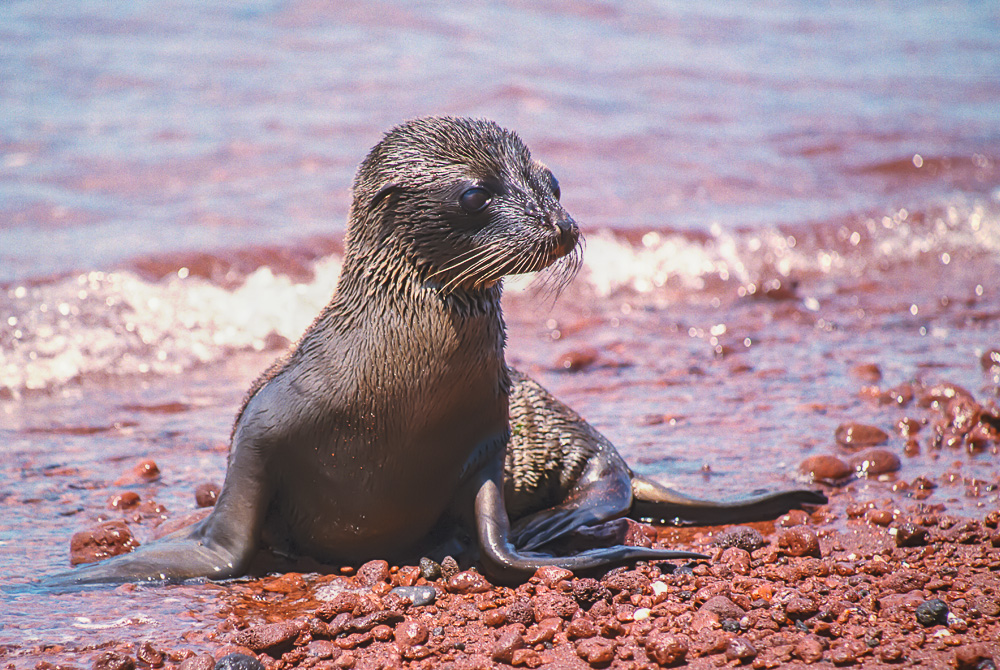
<box><xmin>511</xmin><ymin>449</ymin><xmax>634</xmax><ymax>551</ymax></box>
<box><xmin>41</xmin><ymin>432</ymin><xmax>272</xmax><ymax>589</ymax></box>
<box><xmin>629</xmin><ymin>474</ymin><xmax>827</xmax><ymax>526</ymax></box>
<box><xmin>474</xmin><ymin>460</ymin><xmax>706</xmax><ymax>585</ymax></box>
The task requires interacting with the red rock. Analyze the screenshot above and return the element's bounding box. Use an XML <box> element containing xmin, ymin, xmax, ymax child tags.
<box><xmin>70</xmin><ymin>520</ymin><xmax>139</xmax><ymax>565</ymax></box>
<box><xmin>232</xmin><ymin>621</ymin><xmax>301</xmax><ymax>654</ymax></box>
<box><xmin>504</xmin><ymin>599</ymin><xmax>536</xmax><ymax>627</ymax></box>
<box><xmin>645</xmin><ymin>631</ymin><xmax>688</xmax><ymax>666</ymax></box>
<box><xmin>575</xmin><ymin>637</ymin><xmax>615</xmax><ymax>665</ymax></box>
<box><xmin>566</xmin><ymin>617</ymin><xmax>599</xmax><ymax>640</ymax></box>
<box><xmin>954</xmin><ymin>643</ymin><xmax>995</xmax><ymax>670</ymax></box>
<box><xmin>532</xmin><ymin>565</ymin><xmax>573</xmax><ymax>587</ymax></box>
<box><xmin>92</xmin><ymin>651</ymin><xmax>136</xmax><ymax>670</ymax></box>
<box><xmin>793</xmin><ymin>635</ymin><xmax>827</xmax><ymax>663</ymax></box>
<box><xmin>511</xmin><ymin>648</ymin><xmax>542</xmax><ymax>668</ymax></box>
<box><xmin>799</xmin><ymin>454</ymin><xmax>852</xmax><ymax>483</ymax></box>
<box><xmin>777</xmin><ymin>527</ymin><xmax>822</xmax><ymax>558</ymax></box>
<box><xmin>446</xmin><ymin>570</ymin><xmax>491</xmax><ymax>594</ymax></box>
<box><xmin>835</xmin><ymin>423</ymin><xmax>889</xmax><ymax>448</ymax></box>
<box><xmin>784</xmin><ymin>596</ymin><xmax>818</xmax><ymax>620</ymax></box>
<box><xmin>491</xmin><ymin>626</ymin><xmax>525</xmax><ymax>664</ymax></box>
<box><xmin>725</xmin><ymin>636</ymin><xmax>758</xmax><ymax>664</ymax></box>
<box><xmin>394</xmin><ymin>620</ymin><xmax>428</xmax><ymax>648</ymax></box>
<box><xmin>178</xmin><ymin>654</ymin><xmax>215</xmax><ymax>670</ymax></box>
<box><xmin>555</xmin><ymin>348</ymin><xmax>598</xmax><ymax>372</ymax></box>
<box><xmin>777</xmin><ymin>509</ymin><xmax>810</xmax><ymax>527</ymax></box>
<box><xmin>115</xmin><ymin>459</ymin><xmax>161</xmax><ymax>485</ymax></box>
<box><xmin>194</xmin><ymin>482</ymin><xmax>220</xmax><ymax>507</ymax></box>
<box><xmin>135</xmin><ymin>642</ymin><xmax>164</xmax><ymax>668</ymax></box>
<box><xmin>850</xmin><ymin>363</ymin><xmax>882</xmax><ymax>383</ymax></box>
<box><xmin>108</xmin><ymin>491</ymin><xmax>140</xmax><ymax>510</ymax></box>
<box><xmin>700</xmin><ymin>595</ymin><xmax>745</xmax><ymax>620</ymax></box>
<box><xmin>851</xmin><ymin>448</ymin><xmax>901</xmax><ymax>477</ymax></box>
<box><xmin>356</xmin><ymin>559</ymin><xmax>390</xmax><ymax>587</ymax></box>
<box><xmin>532</xmin><ymin>592</ymin><xmax>579</xmax><ymax>621</ymax></box>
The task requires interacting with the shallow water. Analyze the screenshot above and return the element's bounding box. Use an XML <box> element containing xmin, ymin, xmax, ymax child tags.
<box><xmin>2</xmin><ymin>0</ymin><xmax>1000</xmax><ymax>663</ymax></box>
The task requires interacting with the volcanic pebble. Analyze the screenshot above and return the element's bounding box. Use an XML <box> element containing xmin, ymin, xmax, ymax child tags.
<box><xmin>490</xmin><ymin>626</ymin><xmax>525</xmax><ymax>664</ymax></box>
<box><xmin>70</xmin><ymin>519</ymin><xmax>139</xmax><ymax>565</ymax></box>
<box><xmin>394</xmin><ymin>620</ymin><xmax>428</xmax><ymax>648</ymax></box>
<box><xmin>725</xmin><ymin>636</ymin><xmax>758</xmax><ymax>663</ymax></box>
<box><xmin>835</xmin><ymin>423</ymin><xmax>889</xmax><ymax>448</ymax></box>
<box><xmin>851</xmin><ymin>448</ymin><xmax>901</xmax><ymax>476</ymax></box>
<box><xmin>355</xmin><ymin>559</ymin><xmax>390</xmax><ymax>587</ymax></box>
<box><xmin>575</xmin><ymin>637</ymin><xmax>615</xmax><ymax>665</ymax></box>
<box><xmin>777</xmin><ymin>526</ymin><xmax>822</xmax><ymax>557</ymax></box>
<box><xmin>194</xmin><ymin>482</ymin><xmax>220</xmax><ymax>507</ymax></box>
<box><xmin>232</xmin><ymin>621</ymin><xmax>300</xmax><ymax>654</ymax></box>
<box><xmin>645</xmin><ymin>631</ymin><xmax>689</xmax><ymax>666</ymax></box>
<box><xmin>915</xmin><ymin>598</ymin><xmax>949</xmax><ymax>627</ymax></box>
<box><xmin>92</xmin><ymin>651</ymin><xmax>136</xmax><ymax>670</ymax></box>
<box><xmin>213</xmin><ymin>654</ymin><xmax>264</xmax><ymax>670</ymax></box>
<box><xmin>446</xmin><ymin>570</ymin><xmax>491</xmax><ymax>594</ymax></box>
<box><xmin>533</xmin><ymin>592</ymin><xmax>580</xmax><ymax>620</ymax></box>
<box><xmin>714</xmin><ymin>525</ymin><xmax>767</xmax><ymax>553</ymax></box>
<box><xmin>799</xmin><ymin>454</ymin><xmax>852</xmax><ymax>482</ymax></box>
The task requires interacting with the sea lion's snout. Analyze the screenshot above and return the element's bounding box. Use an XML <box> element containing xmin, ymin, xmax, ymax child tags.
<box><xmin>553</xmin><ymin>211</ymin><xmax>579</xmax><ymax>257</ymax></box>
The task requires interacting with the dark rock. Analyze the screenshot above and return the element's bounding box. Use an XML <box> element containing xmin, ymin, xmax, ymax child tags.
<box><xmin>213</xmin><ymin>655</ymin><xmax>264</xmax><ymax>670</ymax></box>
<box><xmin>915</xmin><ymin>598</ymin><xmax>949</xmax><ymax>627</ymax></box>
<box><xmin>571</xmin><ymin>577</ymin><xmax>611</xmax><ymax>609</ymax></box>
<box><xmin>894</xmin><ymin>522</ymin><xmax>929</xmax><ymax>547</ymax></box>
<box><xmin>418</xmin><ymin>557</ymin><xmax>441</xmax><ymax>581</ymax></box>
<box><xmin>439</xmin><ymin>555</ymin><xmax>460</xmax><ymax>579</ymax></box>
<box><xmin>714</xmin><ymin>526</ymin><xmax>766</xmax><ymax>553</ymax></box>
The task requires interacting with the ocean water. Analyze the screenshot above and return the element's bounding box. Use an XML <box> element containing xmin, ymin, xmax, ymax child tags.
<box><xmin>1</xmin><ymin>0</ymin><xmax>999</xmax><ymax>661</ymax></box>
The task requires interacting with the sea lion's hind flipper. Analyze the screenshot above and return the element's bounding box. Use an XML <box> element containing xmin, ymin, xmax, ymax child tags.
<box><xmin>475</xmin><ymin>462</ymin><xmax>706</xmax><ymax>586</ymax></box>
<box><xmin>510</xmin><ymin>451</ymin><xmax>634</xmax><ymax>551</ymax></box>
<box><xmin>39</xmin><ymin>519</ymin><xmax>244</xmax><ymax>590</ymax></box>
<box><xmin>629</xmin><ymin>474</ymin><xmax>827</xmax><ymax>526</ymax></box>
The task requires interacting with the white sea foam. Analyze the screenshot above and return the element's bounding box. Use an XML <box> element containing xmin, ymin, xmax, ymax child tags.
<box><xmin>2</xmin><ymin>198</ymin><xmax>996</xmax><ymax>395</ymax></box>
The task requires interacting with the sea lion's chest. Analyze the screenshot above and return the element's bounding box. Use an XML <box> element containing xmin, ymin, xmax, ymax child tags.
<box><xmin>263</xmin><ymin>295</ymin><xmax>509</xmax><ymax>559</ymax></box>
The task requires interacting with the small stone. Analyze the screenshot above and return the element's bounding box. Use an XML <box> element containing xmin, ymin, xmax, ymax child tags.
<box><xmin>714</xmin><ymin>526</ymin><xmax>767</xmax><ymax>553</ymax></box>
<box><xmin>725</xmin><ymin>637</ymin><xmax>758</xmax><ymax>664</ymax></box>
<box><xmin>482</xmin><ymin>608</ymin><xmax>506</xmax><ymax>627</ymax></box>
<box><xmin>566</xmin><ymin>617</ymin><xmax>599</xmax><ymax>640</ymax></box>
<box><xmin>894</xmin><ymin>522</ymin><xmax>929</xmax><ymax>547</ymax></box>
<box><xmin>394</xmin><ymin>620</ymin><xmax>429</xmax><ymax>648</ymax></box>
<box><xmin>645</xmin><ymin>631</ymin><xmax>688</xmax><ymax>666</ymax></box>
<box><xmin>835</xmin><ymin>423</ymin><xmax>889</xmax><ymax>448</ymax></box>
<box><xmin>777</xmin><ymin>526</ymin><xmax>822</xmax><ymax>558</ymax></box>
<box><xmin>232</xmin><ymin>621</ymin><xmax>300</xmax><ymax>654</ymax></box>
<box><xmin>389</xmin><ymin>585</ymin><xmax>436</xmax><ymax>607</ymax></box>
<box><xmin>850</xmin><ymin>363</ymin><xmax>883</xmax><ymax>383</ymax></box>
<box><xmin>446</xmin><ymin>570</ymin><xmax>491</xmax><ymax>594</ymax></box>
<box><xmin>179</xmin><ymin>654</ymin><xmax>215</xmax><ymax>670</ymax></box>
<box><xmin>92</xmin><ymin>651</ymin><xmax>135</xmax><ymax>670</ymax></box>
<box><xmin>491</xmin><ymin>626</ymin><xmax>525</xmax><ymax>664</ymax></box>
<box><xmin>575</xmin><ymin>637</ymin><xmax>615</xmax><ymax>665</ymax></box>
<box><xmin>356</xmin><ymin>559</ymin><xmax>390</xmax><ymax>587</ymax></box>
<box><xmin>700</xmin><ymin>595</ymin><xmax>746</xmax><ymax>621</ymax></box>
<box><xmin>915</xmin><ymin>598</ymin><xmax>949</xmax><ymax>627</ymax></box>
<box><xmin>866</xmin><ymin>509</ymin><xmax>895</xmax><ymax>526</ymax></box>
<box><xmin>829</xmin><ymin>639</ymin><xmax>862</xmax><ymax>665</ymax></box>
<box><xmin>418</xmin><ymin>556</ymin><xmax>442</xmax><ymax>581</ymax></box>
<box><xmin>440</xmin><ymin>555</ymin><xmax>460</xmax><ymax>579</ymax></box>
<box><xmin>505</xmin><ymin>599</ymin><xmax>536</xmax><ymax>627</ymax></box>
<box><xmin>777</xmin><ymin>509</ymin><xmax>810</xmax><ymax>527</ymax></box>
<box><xmin>511</xmin><ymin>648</ymin><xmax>542</xmax><ymax>668</ymax></box>
<box><xmin>533</xmin><ymin>565</ymin><xmax>573</xmax><ymax>587</ymax></box>
<box><xmin>556</xmin><ymin>348</ymin><xmax>598</xmax><ymax>372</ymax></box>
<box><xmin>135</xmin><ymin>642</ymin><xmax>164</xmax><ymax>668</ymax></box>
<box><xmin>955</xmin><ymin>643</ymin><xmax>995</xmax><ymax>670</ymax></box>
<box><xmin>71</xmin><ymin>520</ymin><xmax>139</xmax><ymax>565</ymax></box>
<box><xmin>785</xmin><ymin>597</ymin><xmax>818</xmax><ymax>620</ymax></box>
<box><xmin>851</xmin><ymin>448</ymin><xmax>901</xmax><ymax>478</ymax></box>
<box><xmin>533</xmin><ymin>592</ymin><xmax>580</xmax><ymax>621</ymax></box>
<box><xmin>195</xmin><ymin>482</ymin><xmax>220</xmax><ymax>507</ymax></box>
<box><xmin>108</xmin><ymin>491</ymin><xmax>140</xmax><ymax>510</ymax></box>
<box><xmin>799</xmin><ymin>454</ymin><xmax>852</xmax><ymax>483</ymax></box>
<box><xmin>213</xmin><ymin>654</ymin><xmax>264</xmax><ymax>670</ymax></box>
<box><xmin>793</xmin><ymin>635</ymin><xmax>827</xmax><ymax>663</ymax></box>
<box><xmin>571</xmin><ymin>577</ymin><xmax>611</xmax><ymax>609</ymax></box>
<box><xmin>115</xmin><ymin>459</ymin><xmax>161</xmax><ymax>485</ymax></box>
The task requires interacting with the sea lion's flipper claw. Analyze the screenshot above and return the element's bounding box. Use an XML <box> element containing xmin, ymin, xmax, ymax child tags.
<box><xmin>630</xmin><ymin>474</ymin><xmax>828</xmax><ymax>526</ymax></box>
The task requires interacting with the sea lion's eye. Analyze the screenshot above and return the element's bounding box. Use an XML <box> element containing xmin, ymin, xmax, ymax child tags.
<box><xmin>460</xmin><ymin>187</ymin><xmax>491</xmax><ymax>214</ymax></box>
<box><xmin>548</xmin><ymin>173</ymin><xmax>561</xmax><ymax>201</ymax></box>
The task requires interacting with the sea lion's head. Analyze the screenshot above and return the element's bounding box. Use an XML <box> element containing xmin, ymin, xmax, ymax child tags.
<box><xmin>346</xmin><ymin>116</ymin><xmax>580</xmax><ymax>293</ymax></box>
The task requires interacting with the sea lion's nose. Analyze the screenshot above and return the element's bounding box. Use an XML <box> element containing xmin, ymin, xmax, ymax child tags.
<box><xmin>554</xmin><ymin>211</ymin><xmax>579</xmax><ymax>251</ymax></box>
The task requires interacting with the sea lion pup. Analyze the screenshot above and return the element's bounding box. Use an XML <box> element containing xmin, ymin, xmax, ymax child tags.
<box><xmin>46</xmin><ymin>116</ymin><xmax>823</xmax><ymax>587</ymax></box>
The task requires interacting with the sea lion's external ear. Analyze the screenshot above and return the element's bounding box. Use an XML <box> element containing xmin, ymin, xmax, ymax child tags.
<box><xmin>370</xmin><ymin>183</ymin><xmax>400</xmax><ymax>209</ymax></box>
